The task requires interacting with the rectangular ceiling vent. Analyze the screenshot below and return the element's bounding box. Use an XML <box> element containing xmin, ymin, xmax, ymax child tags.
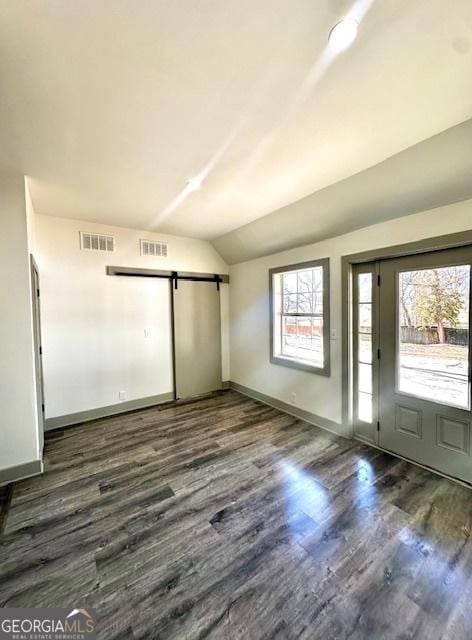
<box><xmin>140</xmin><ymin>239</ymin><xmax>168</xmax><ymax>257</ymax></box>
<box><xmin>80</xmin><ymin>231</ymin><xmax>114</xmax><ymax>252</ymax></box>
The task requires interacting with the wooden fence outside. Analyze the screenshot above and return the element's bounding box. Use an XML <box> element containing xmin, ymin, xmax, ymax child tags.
<box><xmin>400</xmin><ymin>326</ymin><xmax>468</xmax><ymax>346</ymax></box>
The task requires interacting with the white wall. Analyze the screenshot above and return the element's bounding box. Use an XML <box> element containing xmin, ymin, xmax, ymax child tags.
<box><xmin>229</xmin><ymin>199</ymin><xmax>472</xmax><ymax>432</ymax></box>
<box><xmin>0</xmin><ymin>170</ymin><xmax>40</xmax><ymax>473</ymax></box>
<box><xmin>32</xmin><ymin>215</ymin><xmax>229</xmax><ymax>419</ymax></box>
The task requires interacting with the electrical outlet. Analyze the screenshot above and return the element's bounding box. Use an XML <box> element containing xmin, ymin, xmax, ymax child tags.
<box><xmin>119</xmin><ymin>391</ymin><xmax>126</xmax><ymax>401</ymax></box>
<box><xmin>290</xmin><ymin>392</ymin><xmax>297</xmax><ymax>405</ymax></box>
<box><xmin>144</xmin><ymin>329</ymin><xmax>150</xmax><ymax>338</ymax></box>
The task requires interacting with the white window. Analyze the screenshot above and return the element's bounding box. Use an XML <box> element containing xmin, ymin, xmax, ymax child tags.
<box><xmin>270</xmin><ymin>259</ymin><xmax>330</xmax><ymax>375</ymax></box>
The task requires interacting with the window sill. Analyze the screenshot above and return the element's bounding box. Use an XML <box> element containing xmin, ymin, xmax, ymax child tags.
<box><xmin>270</xmin><ymin>354</ymin><xmax>330</xmax><ymax>377</ymax></box>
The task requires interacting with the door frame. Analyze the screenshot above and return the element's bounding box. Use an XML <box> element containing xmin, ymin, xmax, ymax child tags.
<box><xmin>351</xmin><ymin>261</ymin><xmax>380</xmax><ymax>445</ymax></box>
<box><xmin>30</xmin><ymin>255</ymin><xmax>46</xmax><ymax>454</ymax></box>
<box><xmin>342</xmin><ymin>229</ymin><xmax>472</xmax><ymax>441</ymax></box>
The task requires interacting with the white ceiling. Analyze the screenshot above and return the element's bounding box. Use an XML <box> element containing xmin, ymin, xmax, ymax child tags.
<box><xmin>1</xmin><ymin>0</ymin><xmax>472</xmax><ymax>240</ymax></box>
<box><xmin>214</xmin><ymin>118</ymin><xmax>472</xmax><ymax>263</ymax></box>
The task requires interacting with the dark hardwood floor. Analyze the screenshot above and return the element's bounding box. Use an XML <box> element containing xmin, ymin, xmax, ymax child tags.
<box><xmin>0</xmin><ymin>484</ymin><xmax>12</xmax><ymax>534</ymax></box>
<box><xmin>0</xmin><ymin>390</ymin><xmax>471</xmax><ymax>639</ymax></box>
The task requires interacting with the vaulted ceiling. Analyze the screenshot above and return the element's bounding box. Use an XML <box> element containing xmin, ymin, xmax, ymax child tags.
<box><xmin>1</xmin><ymin>0</ymin><xmax>472</xmax><ymax>256</ymax></box>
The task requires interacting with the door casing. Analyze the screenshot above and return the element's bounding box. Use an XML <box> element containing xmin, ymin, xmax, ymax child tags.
<box><xmin>31</xmin><ymin>255</ymin><xmax>45</xmax><ymax>454</ymax></box>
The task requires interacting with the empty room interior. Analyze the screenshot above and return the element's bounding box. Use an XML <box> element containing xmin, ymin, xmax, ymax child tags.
<box><xmin>1</xmin><ymin>1</ymin><xmax>472</xmax><ymax>638</ymax></box>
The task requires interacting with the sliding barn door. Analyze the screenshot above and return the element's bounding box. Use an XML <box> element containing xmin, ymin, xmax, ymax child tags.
<box><xmin>173</xmin><ymin>280</ymin><xmax>222</xmax><ymax>399</ymax></box>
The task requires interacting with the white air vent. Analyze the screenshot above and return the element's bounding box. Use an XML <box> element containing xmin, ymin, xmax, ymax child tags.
<box><xmin>140</xmin><ymin>239</ymin><xmax>168</xmax><ymax>257</ymax></box>
<box><xmin>80</xmin><ymin>232</ymin><xmax>114</xmax><ymax>252</ymax></box>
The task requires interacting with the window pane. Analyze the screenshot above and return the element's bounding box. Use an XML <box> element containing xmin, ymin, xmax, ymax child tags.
<box><xmin>358</xmin><ymin>303</ymin><xmax>372</xmax><ymax>334</ymax></box>
<box><xmin>358</xmin><ymin>392</ymin><xmax>373</xmax><ymax>423</ymax></box>
<box><xmin>358</xmin><ymin>333</ymin><xmax>372</xmax><ymax>363</ymax></box>
<box><xmin>358</xmin><ymin>273</ymin><xmax>372</xmax><ymax>303</ymax></box>
<box><xmin>283</xmin><ymin>294</ymin><xmax>298</xmax><ymax>313</ymax></box>
<box><xmin>313</xmin><ymin>266</ymin><xmax>323</xmax><ymax>289</ymax></box>
<box><xmin>297</xmin><ymin>269</ymin><xmax>313</xmax><ymax>293</ymax></box>
<box><xmin>398</xmin><ymin>265</ymin><xmax>470</xmax><ymax>409</ymax></box>
<box><xmin>358</xmin><ymin>363</ymin><xmax>372</xmax><ymax>394</ymax></box>
<box><xmin>281</xmin><ymin>315</ymin><xmax>323</xmax><ymax>366</ymax></box>
<box><xmin>283</xmin><ymin>272</ymin><xmax>297</xmax><ymax>294</ymax></box>
<box><xmin>297</xmin><ymin>292</ymin><xmax>313</xmax><ymax>313</ymax></box>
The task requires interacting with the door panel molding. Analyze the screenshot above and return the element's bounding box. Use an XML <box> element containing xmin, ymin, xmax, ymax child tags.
<box><xmin>395</xmin><ymin>405</ymin><xmax>423</xmax><ymax>439</ymax></box>
<box><xmin>436</xmin><ymin>415</ymin><xmax>470</xmax><ymax>455</ymax></box>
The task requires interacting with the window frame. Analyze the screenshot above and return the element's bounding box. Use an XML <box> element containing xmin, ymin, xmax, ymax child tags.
<box><xmin>269</xmin><ymin>258</ymin><xmax>330</xmax><ymax>376</ymax></box>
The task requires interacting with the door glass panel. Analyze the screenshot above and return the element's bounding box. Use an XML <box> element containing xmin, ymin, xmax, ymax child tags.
<box><xmin>358</xmin><ymin>273</ymin><xmax>372</xmax><ymax>303</ymax></box>
<box><xmin>358</xmin><ymin>333</ymin><xmax>372</xmax><ymax>363</ymax></box>
<box><xmin>356</xmin><ymin>272</ymin><xmax>373</xmax><ymax>423</ymax></box>
<box><xmin>358</xmin><ymin>303</ymin><xmax>372</xmax><ymax>333</ymax></box>
<box><xmin>358</xmin><ymin>392</ymin><xmax>373</xmax><ymax>423</ymax></box>
<box><xmin>358</xmin><ymin>363</ymin><xmax>373</xmax><ymax>394</ymax></box>
<box><xmin>397</xmin><ymin>265</ymin><xmax>471</xmax><ymax>409</ymax></box>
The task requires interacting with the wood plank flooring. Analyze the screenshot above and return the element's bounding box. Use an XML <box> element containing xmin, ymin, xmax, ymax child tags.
<box><xmin>0</xmin><ymin>390</ymin><xmax>471</xmax><ymax>639</ymax></box>
<box><xmin>0</xmin><ymin>485</ymin><xmax>12</xmax><ymax>534</ymax></box>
